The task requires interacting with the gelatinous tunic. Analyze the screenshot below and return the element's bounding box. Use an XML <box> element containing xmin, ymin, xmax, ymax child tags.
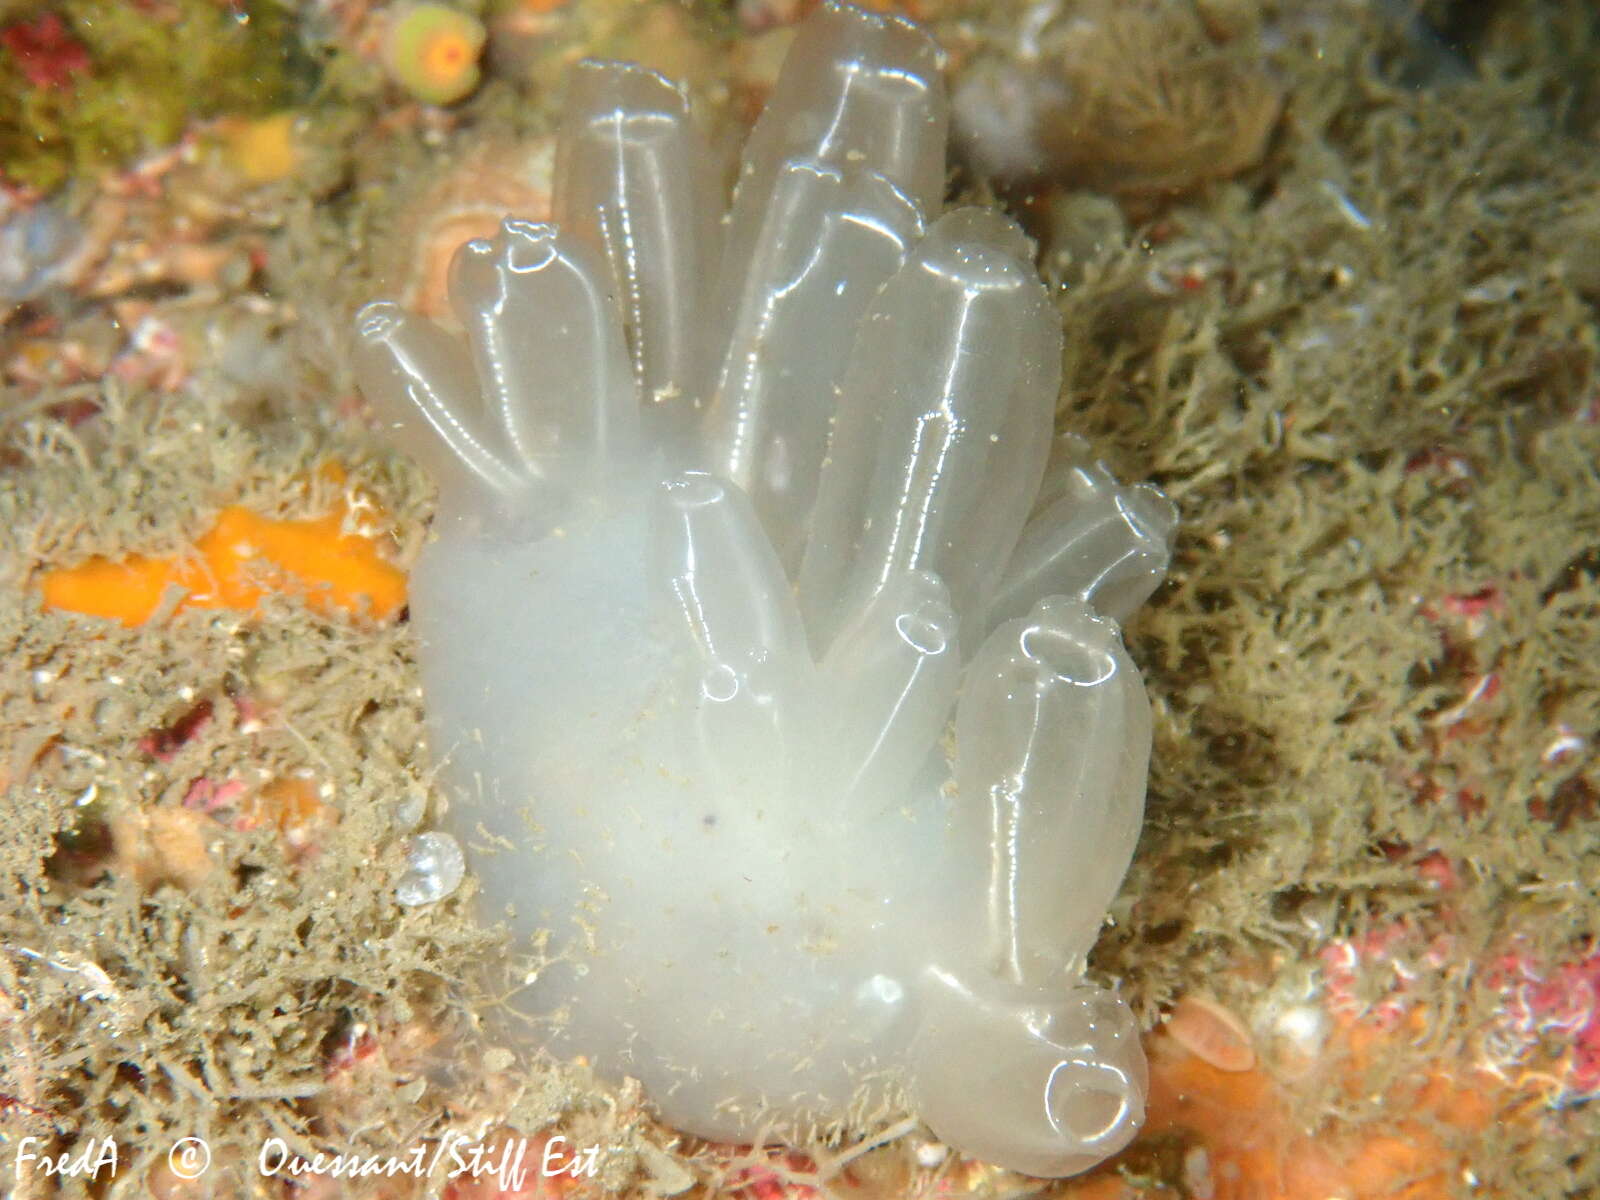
<box><xmin>355</xmin><ymin>1</ymin><xmax>1176</xmax><ymax>1178</ymax></box>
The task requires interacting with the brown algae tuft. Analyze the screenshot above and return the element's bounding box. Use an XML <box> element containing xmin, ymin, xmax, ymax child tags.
<box><xmin>950</xmin><ymin>0</ymin><xmax>1283</xmax><ymax>198</ymax></box>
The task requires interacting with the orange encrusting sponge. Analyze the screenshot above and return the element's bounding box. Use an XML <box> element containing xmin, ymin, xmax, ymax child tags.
<box><xmin>40</xmin><ymin>503</ymin><xmax>407</xmax><ymax>625</ymax></box>
<box><xmin>1080</xmin><ymin>1011</ymin><xmax>1499</xmax><ymax>1200</ymax></box>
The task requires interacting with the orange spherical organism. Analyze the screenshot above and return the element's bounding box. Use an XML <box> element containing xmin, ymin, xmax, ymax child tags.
<box><xmin>381</xmin><ymin>3</ymin><xmax>487</xmax><ymax>107</ymax></box>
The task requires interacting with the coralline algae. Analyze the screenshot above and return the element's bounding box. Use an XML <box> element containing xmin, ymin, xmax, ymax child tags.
<box><xmin>355</xmin><ymin>1</ymin><xmax>1176</xmax><ymax>1177</ymax></box>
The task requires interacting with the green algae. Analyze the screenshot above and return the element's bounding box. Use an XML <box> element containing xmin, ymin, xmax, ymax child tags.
<box><xmin>0</xmin><ymin>0</ymin><xmax>302</xmax><ymax>193</ymax></box>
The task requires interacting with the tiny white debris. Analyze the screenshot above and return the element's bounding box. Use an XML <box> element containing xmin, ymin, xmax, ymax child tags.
<box><xmin>1461</xmin><ymin>275</ymin><xmax>1522</xmax><ymax>307</ymax></box>
<box><xmin>638</xmin><ymin>1139</ymin><xmax>696</xmax><ymax>1196</ymax></box>
<box><xmin>1543</xmin><ymin>727</ymin><xmax>1586</xmax><ymax>766</ymax></box>
<box><xmin>391</xmin><ymin>789</ymin><xmax>427</xmax><ymax>832</ymax></box>
<box><xmin>396</xmin><ymin>831</ymin><xmax>465</xmax><ymax>906</ymax></box>
<box><xmin>914</xmin><ymin>1140</ymin><xmax>948</xmax><ymax>1169</ymax></box>
<box><xmin>1183</xmin><ymin>1144</ymin><xmax>1215</xmax><ymax>1200</ymax></box>
<box><xmin>398</xmin><ymin>1077</ymin><xmax>427</xmax><ymax>1103</ymax></box>
<box><xmin>1319</xmin><ymin>180</ymin><xmax>1371</xmax><ymax>229</ymax></box>
<box><xmin>1274</xmin><ymin>1003</ymin><xmax>1328</xmax><ymax>1056</ymax></box>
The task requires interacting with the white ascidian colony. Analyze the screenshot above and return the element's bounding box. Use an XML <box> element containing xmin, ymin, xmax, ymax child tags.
<box><xmin>354</xmin><ymin>1</ymin><xmax>1178</xmax><ymax>1178</ymax></box>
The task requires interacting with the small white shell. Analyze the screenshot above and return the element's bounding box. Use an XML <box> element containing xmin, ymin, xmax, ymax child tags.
<box><xmin>395</xmin><ymin>831</ymin><xmax>465</xmax><ymax>906</ymax></box>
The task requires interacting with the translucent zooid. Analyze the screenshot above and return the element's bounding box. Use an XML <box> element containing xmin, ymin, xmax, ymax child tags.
<box><xmin>355</xmin><ymin>0</ymin><xmax>1177</xmax><ymax>1177</ymax></box>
